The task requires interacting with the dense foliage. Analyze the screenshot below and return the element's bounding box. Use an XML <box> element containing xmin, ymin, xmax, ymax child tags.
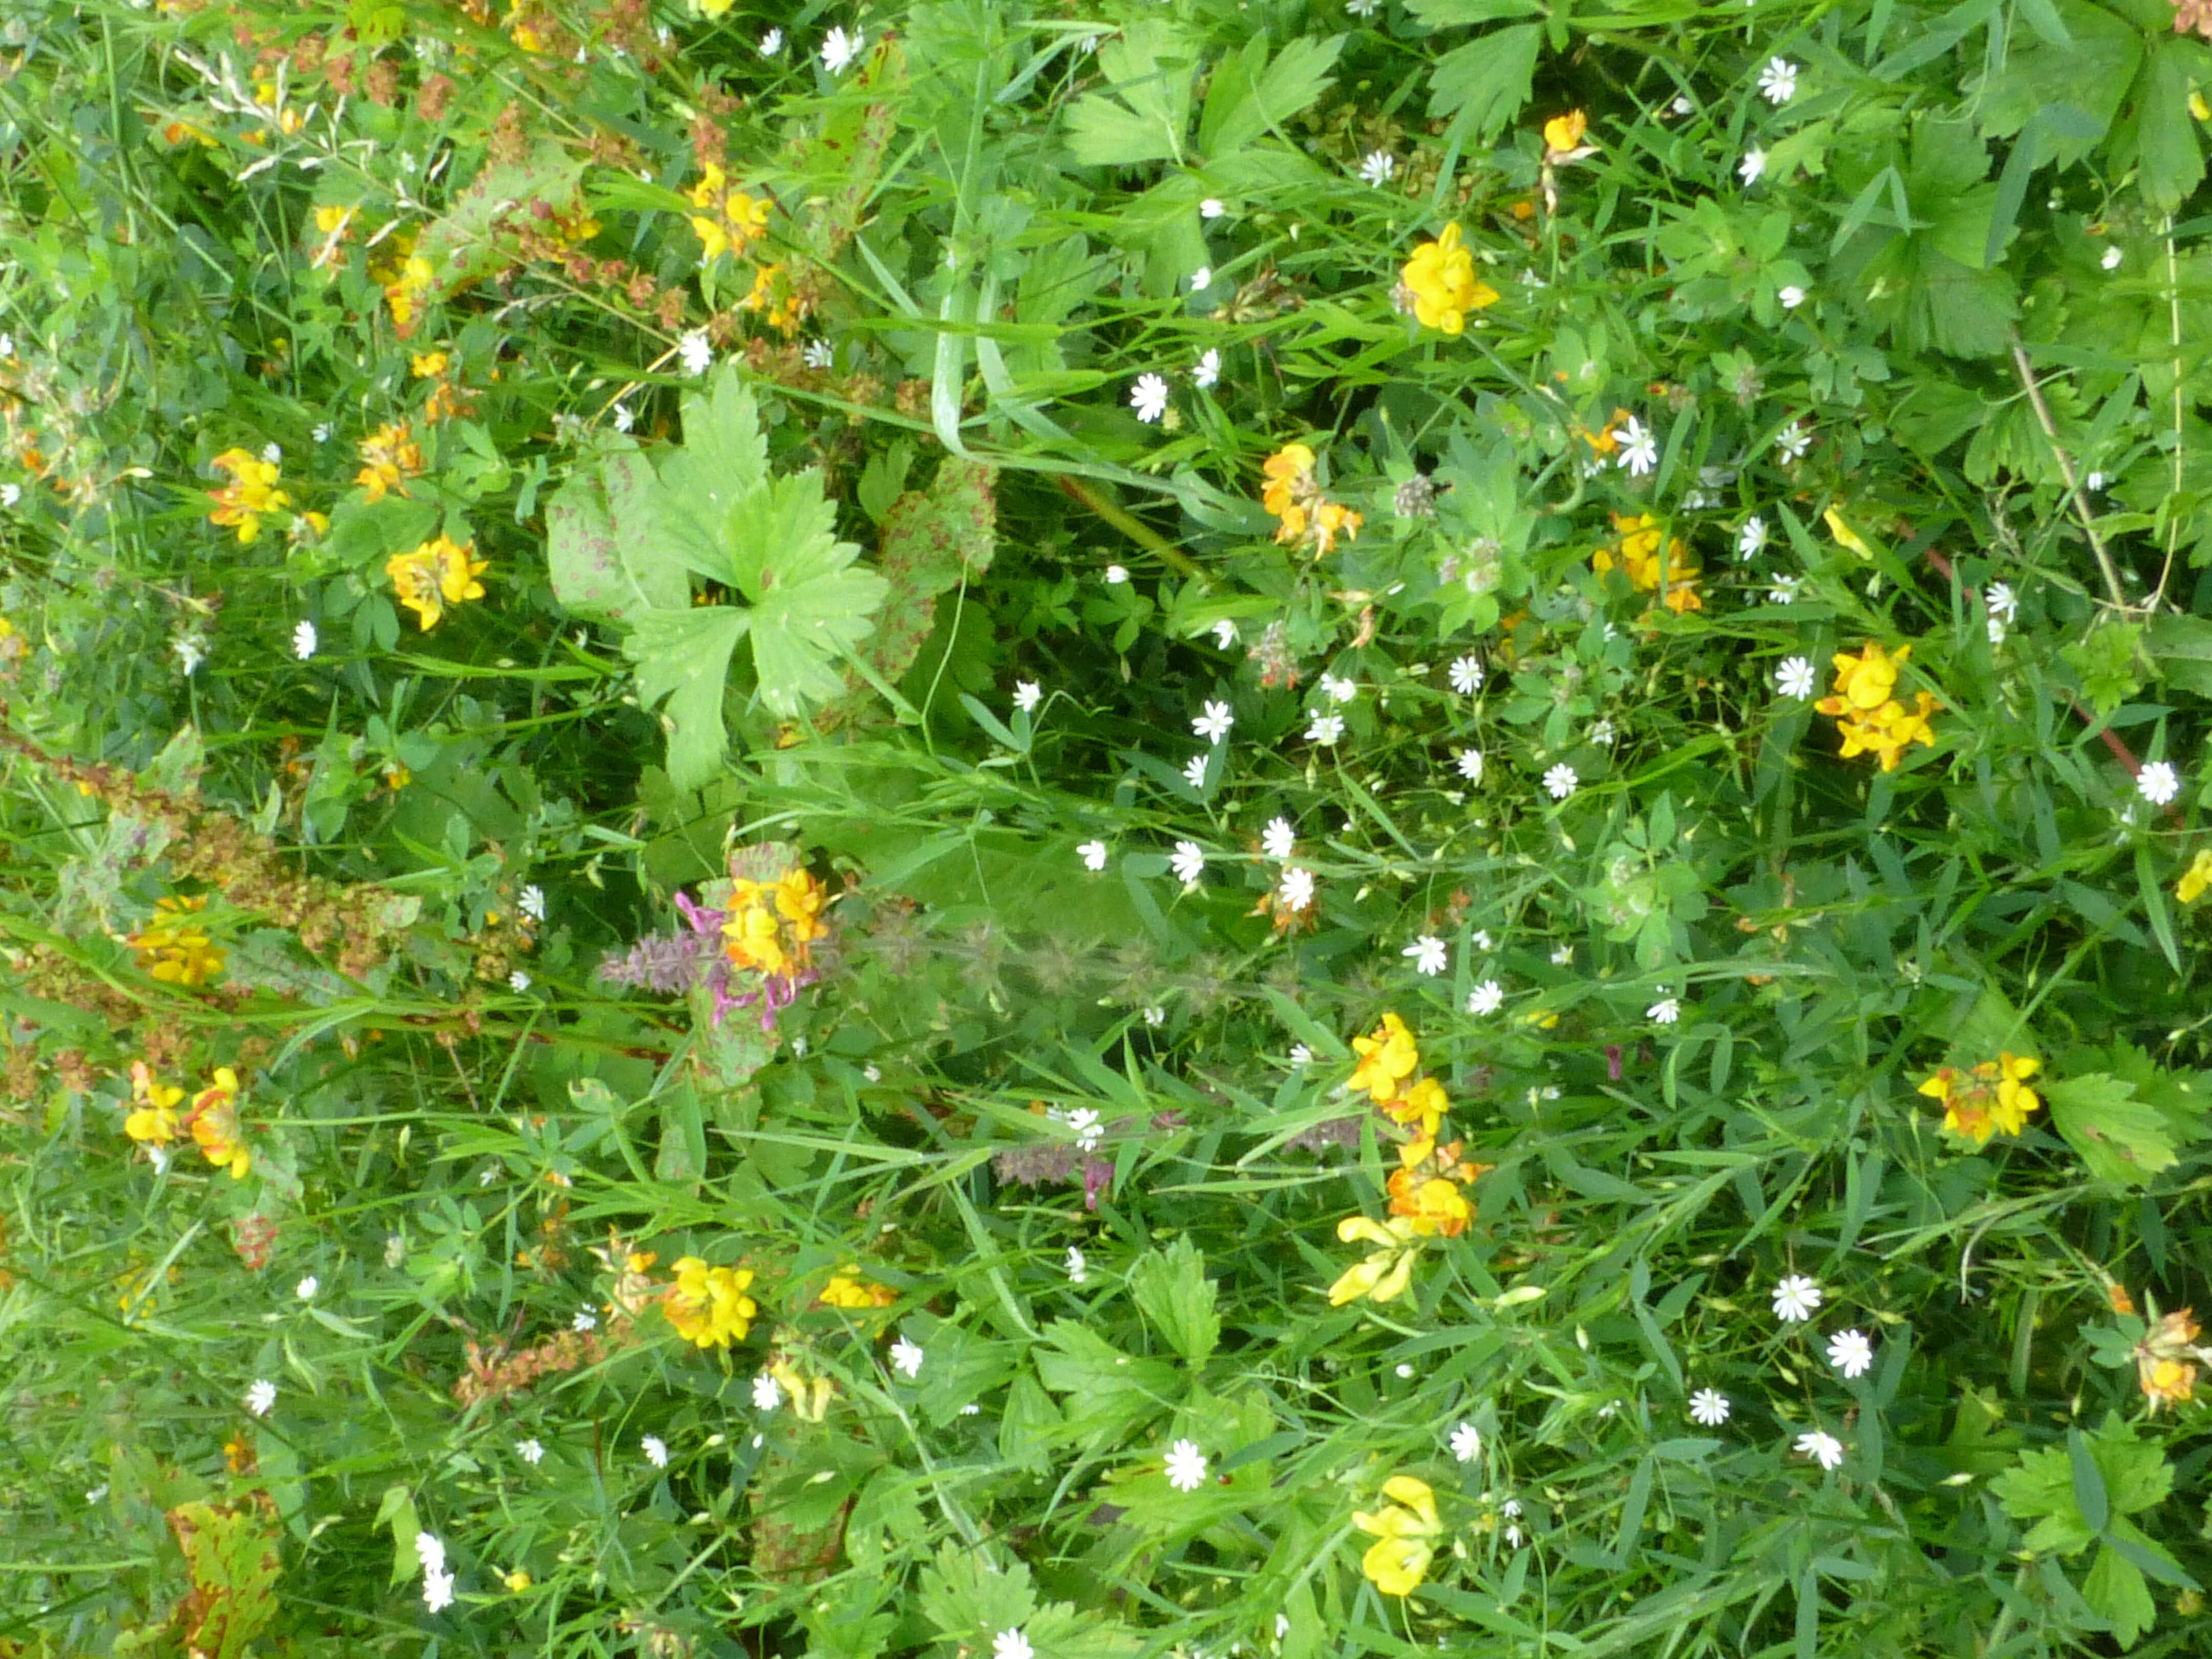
<box><xmin>2</xmin><ymin>0</ymin><xmax>2211</xmax><ymax>1654</ymax></box>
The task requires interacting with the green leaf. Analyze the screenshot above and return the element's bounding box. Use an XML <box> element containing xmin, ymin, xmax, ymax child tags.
<box><xmin>657</xmin><ymin>370</ymin><xmax>772</xmax><ymax>583</ymax></box>
<box><xmin>1130</xmin><ymin>1236</ymin><xmax>1222</xmax><ymax>1363</ymax></box>
<box><xmin>2136</xmin><ymin>39</ymin><xmax>2208</xmax><ymax>213</ymax></box>
<box><xmin>168</xmin><ymin>1502</ymin><xmax>282</xmax><ymax>1659</ymax></box>
<box><xmin>2068</xmin><ymin>1428</ymin><xmax>2110</xmax><ymax>1533</ymax></box>
<box><xmin>414</xmin><ymin>143</ymin><xmax>587</xmax><ymax>296</ymax></box>
<box><xmin>545</xmin><ymin>451</ymin><xmax>688</xmax><ymax>623</ymax></box>
<box><xmin>1404</xmin><ymin>0</ymin><xmax>1543</xmax><ymax>20</ymax></box>
<box><xmin>739</xmin><ymin>482</ymin><xmax>889</xmax><ymax>716</ymax></box>
<box><xmin>1427</xmin><ymin>23</ymin><xmax>1540</xmax><ymax>134</ymax></box>
<box><xmin>627</xmin><ymin>606</ymin><xmax>750</xmax><ymax>792</ymax></box>
<box><xmin>2083</xmin><ymin>1543</ymin><xmax>2158</xmax><ymax>1650</ymax></box>
<box><xmin>1202</xmin><ymin>35</ymin><xmax>1345</xmax><ymax>156</ymax></box>
<box><xmin>918</xmin><ymin>1540</ymin><xmax>1038</xmax><ymax>1641</ymax></box>
<box><xmin>1066</xmin><ymin>21</ymin><xmax>1194</xmax><ymax>166</ymax></box>
<box><xmin>2046</xmin><ymin>1072</ymin><xmax>2182</xmax><ymax>1185</ymax></box>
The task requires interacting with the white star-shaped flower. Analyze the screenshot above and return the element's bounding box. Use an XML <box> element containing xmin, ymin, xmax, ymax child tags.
<box><xmin>2138</xmin><ymin>762</ymin><xmax>2181</xmax><ymax>806</ymax></box>
<box><xmin>519</xmin><ymin>884</ymin><xmax>546</xmax><ymax>922</ymax></box>
<box><xmin>890</xmin><ymin>1336</ymin><xmax>926</xmax><ymax>1378</ymax></box>
<box><xmin>677</xmin><ymin>330</ymin><xmax>713</xmax><ymax>376</ymax></box>
<box><xmin>1550</xmin><ymin>944</ymin><xmax>1572</xmax><ymax>964</ymax></box>
<box><xmin>1200</xmin><ymin>197</ymin><xmax>1227</xmax><ymax>220</ymax></box>
<box><xmin>1771</xmin><ymin>1274</ymin><xmax>1823</xmax><ymax>1323</ymax></box>
<box><xmin>1171</xmin><ymin>841</ymin><xmax>1206</xmax><ymax>886</ymax></box>
<box><xmin>1012</xmin><ymin>679</ymin><xmax>1041</xmax><ymax>713</ymax></box>
<box><xmin>1077</xmin><ymin>839</ymin><xmax>1108</xmax><ymax>872</ymax></box>
<box><xmin>1357</xmin><ymin>150</ymin><xmax>1396</xmax><ymax>187</ymax></box>
<box><xmin>1067</xmin><ymin>1107</ymin><xmax>1103</xmax><ymax>1152</ymax></box>
<box><xmin>1826</xmin><ymin>1328</ymin><xmax>1874</xmax><ymax>1379</ymax></box>
<box><xmin>295</xmin><ymin>1275</ymin><xmax>318</xmax><ymax>1299</ymax></box>
<box><xmin>1467</xmin><ymin>979</ymin><xmax>1504</xmax><ymax>1016</ymax></box>
<box><xmin>1289</xmin><ymin>1043</ymin><xmax>1312</xmax><ymax>1066</ymax></box>
<box><xmin>993</xmin><ymin>1631</ymin><xmax>1034</xmax><ymax>1659</ymax></box>
<box><xmin>1163</xmin><ymin>1438</ymin><xmax>1208</xmax><ymax>1492</ymax></box>
<box><xmin>612</xmin><ymin>402</ymin><xmax>635</xmax><ymax>433</ymax></box>
<box><xmin>1777</xmin><ymin>656</ymin><xmax>1816</xmax><ymax>699</ymax></box>
<box><xmin>1321</xmin><ymin>673</ymin><xmax>1356</xmax><ymax>704</ymax></box>
<box><xmin>1182</xmin><ymin>753</ymin><xmax>1210</xmax><ymax>789</ymax></box>
<box><xmin>821</xmin><ymin>26</ymin><xmax>863</xmax><ymax>73</ymax></box>
<box><xmin>1210</xmin><ymin>618</ymin><xmax>1237</xmax><ymax>648</ymax></box>
<box><xmin>1193</xmin><ymin>699</ymin><xmax>1235</xmax><ymax>742</ymax></box>
<box><xmin>518</xmin><ymin>1436</ymin><xmax>545</xmax><ymax>1464</ymax></box>
<box><xmin>1104</xmin><ymin>563</ymin><xmax>1130</xmax><ymax>584</ymax></box>
<box><xmin>1306</xmin><ymin>712</ymin><xmax>1344</xmax><ymax>745</ymax></box>
<box><xmin>1190</xmin><ymin>266</ymin><xmax>1211</xmax><ymax>292</ymax></box>
<box><xmin>1543</xmin><ymin>763</ymin><xmax>1579</xmax><ymax>801</ymax></box>
<box><xmin>1449</xmin><ymin>655</ymin><xmax>1484</xmax><ymax>694</ymax></box>
<box><xmin>1757</xmin><ymin>57</ymin><xmax>1799</xmax><ymax>104</ymax></box>
<box><xmin>1449</xmin><ymin>1422</ymin><xmax>1482</xmax><ymax>1462</ymax></box>
<box><xmin>1193</xmin><ymin>348</ymin><xmax>1221</xmax><ymax>389</ymax></box>
<box><xmin>1775</xmin><ymin>421</ymin><xmax>1812</xmax><ymax>460</ymax></box>
<box><xmin>1262</xmin><ymin>817</ymin><xmax>1296</xmax><ymax>860</ymax></box>
<box><xmin>2101</xmin><ymin>244</ymin><xmax>2123</xmax><ymax>271</ymax></box>
<box><xmin>759</xmin><ymin>27</ymin><xmax>783</xmax><ymax>55</ymax></box>
<box><xmin>1617</xmin><ymin>416</ymin><xmax>1658</xmax><ymax>476</ymax></box>
<box><xmin>1065</xmin><ymin>1246</ymin><xmax>1087</xmax><ymax>1284</ymax></box>
<box><xmin>1795</xmin><ymin>1429</ymin><xmax>1845</xmax><ymax>1471</ymax></box>
<box><xmin>245</xmin><ymin>1379</ymin><xmax>276</xmax><ymax>1417</ymax></box>
<box><xmin>1646</xmin><ymin>996</ymin><xmax>1681</xmax><ymax>1024</ymax></box>
<box><xmin>642</xmin><ymin>1435</ymin><xmax>668</xmax><ymax>1467</ymax></box>
<box><xmin>509</xmin><ymin>969</ymin><xmax>532</xmax><ymax>992</ymax></box>
<box><xmin>1737</xmin><ymin>516</ymin><xmax>1769</xmax><ymax>559</ymax></box>
<box><xmin>1778</xmin><ymin>284</ymin><xmax>1806</xmax><ymax>309</ymax></box>
<box><xmin>1739</xmin><ymin>148</ymin><xmax>1767</xmax><ymax>186</ymax></box>
<box><xmin>752</xmin><ymin>1372</ymin><xmax>782</xmax><ymax>1410</ymax></box>
<box><xmin>1130</xmin><ymin>372</ymin><xmax>1171</xmax><ymax>423</ymax></box>
<box><xmin>573</xmin><ymin>1308</ymin><xmax>597</xmax><ymax>1332</ymax></box>
<box><xmin>292</xmin><ymin>619</ymin><xmax>317</xmax><ymax>660</ymax></box>
<box><xmin>1405</xmin><ymin>935</ymin><xmax>1448</xmax><ymax>976</ymax></box>
<box><xmin>1986</xmin><ymin>581</ymin><xmax>2018</xmax><ymax>624</ymax></box>
<box><xmin>1688</xmin><ymin>1389</ymin><xmax>1730</xmax><ymax>1426</ymax></box>
<box><xmin>1279</xmin><ymin>867</ymin><xmax>1315</xmax><ymax>911</ymax></box>
<box><xmin>1455</xmin><ymin>748</ymin><xmax>1484</xmax><ymax>782</ymax></box>
<box><xmin>1767</xmin><ymin>575</ymin><xmax>1802</xmax><ymax>605</ymax></box>
<box><xmin>803</xmin><ymin>339</ymin><xmax>834</xmax><ymax>369</ymax></box>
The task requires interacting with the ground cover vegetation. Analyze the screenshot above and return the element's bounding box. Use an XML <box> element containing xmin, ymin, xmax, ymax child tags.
<box><xmin>2</xmin><ymin>0</ymin><xmax>2211</xmax><ymax>1652</ymax></box>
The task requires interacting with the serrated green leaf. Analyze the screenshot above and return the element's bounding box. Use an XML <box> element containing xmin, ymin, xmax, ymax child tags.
<box><xmin>658</xmin><ymin>369</ymin><xmax>771</xmax><ymax>583</ymax></box>
<box><xmin>1427</xmin><ymin>23</ymin><xmax>1540</xmax><ymax>133</ymax></box>
<box><xmin>2046</xmin><ymin>1072</ymin><xmax>2180</xmax><ymax>1185</ymax></box>
<box><xmin>1202</xmin><ymin>35</ymin><xmax>1344</xmax><ymax>156</ymax></box>
<box><xmin>2082</xmin><ymin>1543</ymin><xmax>2158</xmax><ymax>1650</ymax></box>
<box><xmin>1130</xmin><ymin>1236</ymin><xmax>1221</xmax><ymax>1363</ymax></box>
<box><xmin>2138</xmin><ymin>40</ymin><xmax>2209</xmax><ymax>212</ymax></box>
<box><xmin>546</xmin><ymin>451</ymin><xmax>687</xmax><ymax>623</ymax></box>
<box><xmin>627</xmin><ymin>606</ymin><xmax>750</xmax><ymax>792</ymax></box>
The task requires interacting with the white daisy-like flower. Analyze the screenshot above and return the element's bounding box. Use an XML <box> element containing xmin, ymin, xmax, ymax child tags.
<box><xmin>1449</xmin><ymin>1422</ymin><xmax>1483</xmax><ymax>1462</ymax></box>
<box><xmin>1778</xmin><ymin>283</ymin><xmax>1806</xmax><ymax>309</ymax></box>
<box><xmin>416</xmin><ymin>1532</ymin><xmax>446</xmax><ymax>1577</ymax></box>
<box><xmin>1321</xmin><ymin>672</ymin><xmax>1356</xmax><ymax>704</ymax></box>
<box><xmin>1985</xmin><ymin>581</ymin><xmax>2018</xmax><ymax>625</ymax></box>
<box><xmin>1771</xmin><ymin>1274</ymin><xmax>1823</xmax><ymax>1323</ymax></box>
<box><xmin>678</xmin><ymin>330</ymin><xmax>713</xmax><ymax>376</ymax></box>
<box><xmin>1262</xmin><ymin>817</ymin><xmax>1297</xmax><ymax>860</ymax></box>
<box><xmin>1646</xmin><ymin>997</ymin><xmax>1681</xmax><ymax>1025</ymax></box>
<box><xmin>1617</xmin><ymin>416</ymin><xmax>1658</xmax><ymax>476</ymax></box>
<box><xmin>1775</xmin><ymin>421</ymin><xmax>1813</xmax><ymax>460</ymax></box>
<box><xmin>1210</xmin><ymin>618</ymin><xmax>1237</xmax><ymax>648</ymax></box>
<box><xmin>1130</xmin><ymin>373</ymin><xmax>1172</xmax><ymax>423</ymax></box>
<box><xmin>1065</xmin><ymin>1246</ymin><xmax>1088</xmax><ymax>1284</ymax></box>
<box><xmin>508</xmin><ymin>969</ymin><xmax>532</xmax><ymax>992</ymax></box>
<box><xmin>573</xmin><ymin>1308</ymin><xmax>597</xmax><ymax>1332</ymax></box>
<box><xmin>1279</xmin><ymin>866</ymin><xmax>1315</xmax><ymax>911</ymax></box>
<box><xmin>752</xmin><ymin>1371</ymin><xmax>783</xmax><ymax>1411</ymax></box>
<box><xmin>1590</xmin><ymin>718</ymin><xmax>1617</xmax><ymax>747</ymax></box>
<box><xmin>1289</xmin><ymin>1043</ymin><xmax>1312</xmax><ymax>1065</ymax></box>
<box><xmin>261</xmin><ymin>442</ymin><xmax>283</xmax><ymax>466</ymax></box>
<box><xmin>890</xmin><ymin>1336</ymin><xmax>926</xmax><ymax>1378</ymax></box>
<box><xmin>1737</xmin><ymin>516</ymin><xmax>1769</xmax><ymax>559</ymax></box>
<box><xmin>2101</xmin><ymin>244</ymin><xmax>2123</xmax><ymax>271</ymax></box>
<box><xmin>1739</xmin><ymin>148</ymin><xmax>1767</xmax><ymax>186</ymax></box>
<box><xmin>245</xmin><ymin>1379</ymin><xmax>276</xmax><ymax>1417</ymax></box>
<box><xmin>422</xmin><ymin>1564</ymin><xmax>456</xmax><ymax>1613</ymax></box>
<box><xmin>1190</xmin><ymin>266</ymin><xmax>1211</xmax><ymax>292</ymax></box>
<box><xmin>1104</xmin><ymin>563</ymin><xmax>1130</xmax><ymax>584</ymax></box>
<box><xmin>296</xmin><ymin>1275</ymin><xmax>318</xmax><ymax>1300</ymax></box>
<box><xmin>1405</xmin><ymin>935</ymin><xmax>1449</xmax><ymax>976</ymax></box>
<box><xmin>1455</xmin><ymin>748</ymin><xmax>1484</xmax><ymax>782</ymax></box>
<box><xmin>1776</xmin><ymin>656</ymin><xmax>1816</xmax><ymax>699</ymax></box>
<box><xmin>2138</xmin><ymin>761</ymin><xmax>2181</xmax><ymax>807</ymax></box>
<box><xmin>1194</xmin><ymin>699</ymin><xmax>1236</xmax><ymax>742</ymax></box>
<box><xmin>612</xmin><ymin>402</ymin><xmax>635</xmax><ymax>434</ymax></box>
<box><xmin>519</xmin><ymin>884</ymin><xmax>546</xmax><ymax>923</ymax></box>
<box><xmin>1357</xmin><ymin>150</ymin><xmax>1396</xmax><ymax>187</ymax></box>
<box><xmin>1012</xmin><ymin>679</ymin><xmax>1042</xmax><ymax>713</ymax></box>
<box><xmin>1182</xmin><ymin>753</ymin><xmax>1210</xmax><ymax>790</ymax></box>
<box><xmin>802</xmin><ymin>339</ymin><xmax>835</xmax><ymax>369</ymax></box>
<box><xmin>1078</xmin><ymin>839</ymin><xmax>1109</xmax><ymax>872</ymax></box>
<box><xmin>821</xmin><ymin>25</ymin><xmax>863</xmax><ymax>73</ymax></box>
<box><xmin>993</xmin><ymin>1631</ymin><xmax>1034</xmax><ymax>1659</ymax></box>
<box><xmin>1795</xmin><ymin>1429</ymin><xmax>1845</xmax><ymax>1471</ymax></box>
<box><xmin>1688</xmin><ymin>1389</ymin><xmax>1731</xmax><ymax>1426</ymax></box>
<box><xmin>1067</xmin><ymin>1107</ymin><xmax>1103</xmax><ymax>1151</ymax></box>
<box><xmin>1467</xmin><ymin>979</ymin><xmax>1504</xmax><ymax>1016</ymax></box>
<box><xmin>1826</xmin><ymin>1328</ymin><xmax>1874</xmax><ymax>1379</ymax></box>
<box><xmin>1171</xmin><ymin>841</ymin><xmax>1206</xmax><ymax>886</ymax></box>
<box><xmin>1757</xmin><ymin>57</ymin><xmax>1799</xmax><ymax>104</ymax></box>
<box><xmin>1768</xmin><ymin>575</ymin><xmax>1803</xmax><ymax>605</ymax></box>
<box><xmin>518</xmin><ymin>1437</ymin><xmax>545</xmax><ymax>1464</ymax></box>
<box><xmin>642</xmin><ymin>1435</ymin><xmax>669</xmax><ymax>1467</ymax></box>
<box><xmin>759</xmin><ymin>27</ymin><xmax>783</xmax><ymax>55</ymax></box>
<box><xmin>1163</xmin><ymin>1438</ymin><xmax>1208</xmax><ymax>1492</ymax></box>
<box><xmin>1201</xmin><ymin>197</ymin><xmax>1226</xmax><ymax>219</ymax></box>
<box><xmin>292</xmin><ymin>620</ymin><xmax>317</xmax><ymax>660</ymax></box>
<box><xmin>1306</xmin><ymin>712</ymin><xmax>1345</xmax><ymax>745</ymax></box>
<box><xmin>1542</xmin><ymin>763</ymin><xmax>1579</xmax><ymax>801</ymax></box>
<box><xmin>1449</xmin><ymin>655</ymin><xmax>1484</xmax><ymax>694</ymax></box>
<box><xmin>1193</xmin><ymin>348</ymin><xmax>1221</xmax><ymax>389</ymax></box>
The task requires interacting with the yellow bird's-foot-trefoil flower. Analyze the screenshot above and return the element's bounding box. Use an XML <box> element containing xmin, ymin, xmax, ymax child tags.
<box><xmin>1354</xmin><ymin>1475</ymin><xmax>1443</xmax><ymax>1597</ymax></box>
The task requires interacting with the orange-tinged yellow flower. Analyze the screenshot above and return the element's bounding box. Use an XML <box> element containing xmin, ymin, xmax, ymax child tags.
<box><xmin>188</xmin><ymin>1067</ymin><xmax>250</xmax><ymax>1179</ymax></box>
<box><xmin>430</xmin><ymin>534</ymin><xmax>488</xmax><ymax>605</ymax></box>
<box><xmin>2181</xmin><ymin>849</ymin><xmax>2212</xmax><ymax>904</ymax></box>
<box><xmin>386</xmin><ymin>549</ymin><xmax>444</xmax><ymax>631</ymax></box>
<box><xmin>775</xmin><ymin>867</ymin><xmax>832</xmax><ymax>946</ymax></box>
<box><xmin>384</xmin><ymin>252</ymin><xmax>434</xmax><ymax>336</ymax></box>
<box><xmin>1387</xmin><ymin>1137</ymin><xmax>1490</xmax><ymax>1237</ymax></box>
<box><xmin>1399</xmin><ymin>223</ymin><xmax>1499</xmax><ymax>336</ymax></box>
<box><xmin>1379</xmin><ymin>1074</ymin><xmax>1447</xmax><ymax>1138</ymax></box>
<box><xmin>722</xmin><ymin>883</ymin><xmax>789</xmax><ymax>974</ymax></box>
<box><xmin>2134</xmin><ymin>1306</ymin><xmax>2206</xmax><ymax>1414</ymax></box>
<box><xmin>1353</xmin><ymin>1475</ymin><xmax>1442</xmax><ymax>1597</ymax></box>
<box><xmin>206</xmin><ymin>448</ymin><xmax>291</xmax><ymax>544</ymax></box>
<box><xmin>1328</xmin><ymin>1214</ymin><xmax>1421</xmax><ymax>1306</ymax></box>
<box><xmin>1919</xmin><ymin>1052</ymin><xmax>2041</xmax><ymax>1146</ymax></box>
<box><xmin>1815</xmin><ymin>641</ymin><xmax>1907</xmax><ymax>715</ymax></box>
<box><xmin>410</xmin><ymin>349</ymin><xmax>450</xmax><ymax>379</ymax></box>
<box><xmin>1348</xmin><ymin>1012</ymin><xmax>1419</xmax><ymax>1104</ymax></box>
<box><xmin>689</xmin><ymin>163</ymin><xmax>773</xmax><ymax>263</ymax></box>
<box><xmin>664</xmin><ymin>1256</ymin><xmax>758</xmax><ymax>1348</ymax></box>
<box><xmin>125</xmin><ymin>1060</ymin><xmax>184</xmax><ymax>1146</ymax></box>
<box><xmin>818</xmin><ymin>1268</ymin><xmax>896</xmax><ymax>1309</ymax></box>
<box><xmin>356</xmin><ymin>421</ymin><xmax>424</xmax><ymax>503</ymax></box>
<box><xmin>1262</xmin><ymin>444</ymin><xmax>1315</xmax><ymax>518</ymax></box>
<box><xmin>1593</xmin><ymin>512</ymin><xmax>1701</xmax><ymax>613</ymax></box>
<box><xmin>1542</xmin><ymin>110</ymin><xmax>1589</xmax><ymax>157</ymax></box>
<box><xmin>129</xmin><ymin>895</ymin><xmax>226</xmax><ymax>987</ymax></box>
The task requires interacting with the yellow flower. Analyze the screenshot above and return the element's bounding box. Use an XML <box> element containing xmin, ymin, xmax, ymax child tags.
<box><xmin>1261</xmin><ymin>444</ymin><xmax>1315</xmax><ymax>520</ymax></box>
<box><xmin>356</xmin><ymin>421</ymin><xmax>424</xmax><ymax>503</ymax></box>
<box><xmin>818</xmin><ymin>1268</ymin><xmax>896</xmax><ymax>1309</ymax></box>
<box><xmin>722</xmin><ymin>884</ymin><xmax>789</xmax><ymax>975</ymax></box>
<box><xmin>1348</xmin><ymin>1013</ymin><xmax>1419</xmax><ymax>1105</ymax></box>
<box><xmin>1327</xmin><ymin>1215</ymin><xmax>1420</xmax><ymax>1306</ymax></box>
<box><xmin>1379</xmin><ymin>1075</ymin><xmax>1448</xmax><ymax>1138</ymax></box>
<box><xmin>206</xmin><ymin>448</ymin><xmax>291</xmax><ymax>544</ymax></box>
<box><xmin>1353</xmin><ymin>1475</ymin><xmax>1442</xmax><ymax>1597</ymax></box>
<box><xmin>1399</xmin><ymin>223</ymin><xmax>1499</xmax><ymax>336</ymax></box>
<box><xmin>2133</xmin><ymin>1306</ymin><xmax>2206</xmax><ymax>1414</ymax></box>
<box><xmin>1387</xmin><ymin>1138</ymin><xmax>1490</xmax><ymax>1238</ymax></box>
<box><xmin>1542</xmin><ymin>110</ymin><xmax>1589</xmax><ymax>157</ymax></box>
<box><xmin>129</xmin><ymin>895</ymin><xmax>227</xmax><ymax>987</ymax></box>
<box><xmin>1991</xmin><ymin>1051</ymin><xmax>2040</xmax><ymax>1136</ymax></box>
<box><xmin>1919</xmin><ymin>1053</ymin><xmax>2040</xmax><ymax>1145</ymax></box>
<box><xmin>2176</xmin><ymin>849</ymin><xmax>2212</xmax><ymax>903</ymax></box>
<box><xmin>410</xmin><ymin>350</ymin><xmax>450</xmax><ymax>379</ymax></box>
<box><xmin>503</xmin><ymin>1569</ymin><xmax>533</xmax><ymax>1592</ymax></box>
<box><xmin>1593</xmin><ymin>513</ymin><xmax>1701</xmax><ymax>613</ymax></box>
<box><xmin>1824</xmin><ymin>508</ymin><xmax>1872</xmax><ymax>556</ymax></box>
<box><xmin>384</xmin><ymin>253</ymin><xmax>434</xmax><ymax>336</ymax></box>
<box><xmin>188</xmin><ymin>1067</ymin><xmax>250</xmax><ymax>1179</ymax></box>
<box><xmin>124</xmin><ymin>1060</ymin><xmax>184</xmax><ymax>1146</ymax></box>
<box><xmin>775</xmin><ymin>867</ymin><xmax>832</xmax><ymax>946</ymax></box>
<box><xmin>767</xmin><ymin>1356</ymin><xmax>836</xmax><ymax>1420</ymax></box>
<box><xmin>430</xmin><ymin>534</ymin><xmax>488</xmax><ymax>604</ymax></box>
<box><xmin>663</xmin><ymin>1257</ymin><xmax>758</xmax><ymax>1348</ymax></box>
<box><xmin>386</xmin><ymin>548</ymin><xmax>445</xmax><ymax>631</ymax></box>
<box><xmin>688</xmin><ymin>163</ymin><xmax>773</xmax><ymax>263</ymax></box>
<box><xmin>1814</xmin><ymin>641</ymin><xmax>1907</xmax><ymax>715</ymax></box>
